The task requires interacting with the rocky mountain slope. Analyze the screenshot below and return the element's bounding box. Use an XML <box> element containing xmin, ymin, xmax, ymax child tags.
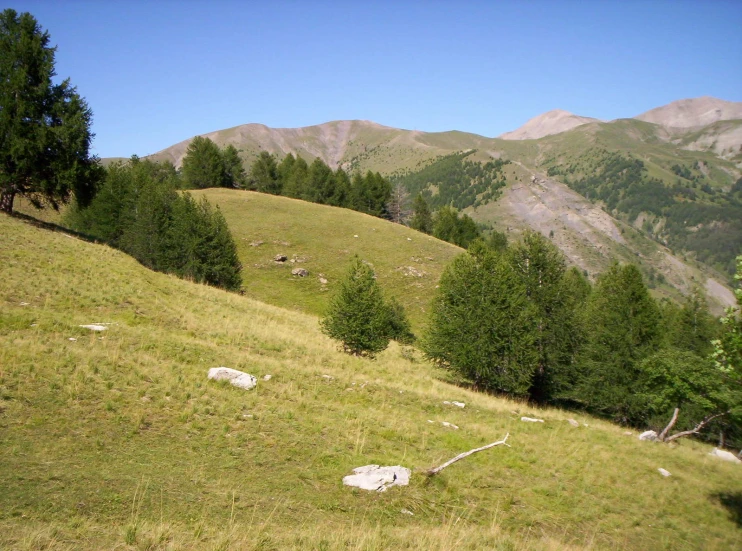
<box><xmin>144</xmin><ymin>97</ymin><xmax>742</xmax><ymax>308</ymax></box>
<box><xmin>635</xmin><ymin>96</ymin><xmax>742</xmax><ymax>130</ymax></box>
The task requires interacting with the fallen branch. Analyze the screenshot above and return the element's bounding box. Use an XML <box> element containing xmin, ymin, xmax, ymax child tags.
<box><xmin>664</xmin><ymin>411</ymin><xmax>728</xmax><ymax>443</ymax></box>
<box><xmin>658</xmin><ymin>407</ymin><xmax>679</xmax><ymax>442</ymax></box>
<box><xmin>427</xmin><ymin>433</ymin><xmax>510</xmax><ymax>476</ymax></box>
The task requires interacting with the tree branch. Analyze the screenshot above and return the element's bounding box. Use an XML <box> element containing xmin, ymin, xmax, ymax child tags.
<box><xmin>665</xmin><ymin>411</ymin><xmax>728</xmax><ymax>443</ymax></box>
<box><xmin>658</xmin><ymin>407</ymin><xmax>679</xmax><ymax>442</ymax></box>
<box><xmin>427</xmin><ymin>433</ymin><xmax>510</xmax><ymax>476</ymax></box>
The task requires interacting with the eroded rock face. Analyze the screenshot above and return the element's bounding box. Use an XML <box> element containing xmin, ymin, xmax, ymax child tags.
<box><xmin>709</xmin><ymin>448</ymin><xmax>741</xmax><ymax>464</ymax></box>
<box><xmin>342</xmin><ymin>465</ymin><xmax>411</xmax><ymax>492</ymax></box>
<box><xmin>207</xmin><ymin>367</ymin><xmax>257</xmax><ymax>390</ymax></box>
<box><xmin>639</xmin><ymin>430</ymin><xmax>659</xmax><ymax>442</ymax></box>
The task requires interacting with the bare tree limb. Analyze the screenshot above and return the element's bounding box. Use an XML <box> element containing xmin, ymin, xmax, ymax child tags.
<box><xmin>665</xmin><ymin>412</ymin><xmax>728</xmax><ymax>443</ymax></box>
<box><xmin>427</xmin><ymin>433</ymin><xmax>510</xmax><ymax>476</ymax></box>
<box><xmin>658</xmin><ymin>407</ymin><xmax>679</xmax><ymax>442</ymax></box>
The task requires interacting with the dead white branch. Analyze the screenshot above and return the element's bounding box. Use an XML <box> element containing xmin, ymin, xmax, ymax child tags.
<box><xmin>658</xmin><ymin>407</ymin><xmax>679</xmax><ymax>442</ymax></box>
<box><xmin>664</xmin><ymin>411</ymin><xmax>728</xmax><ymax>443</ymax></box>
<box><xmin>427</xmin><ymin>433</ymin><xmax>510</xmax><ymax>476</ymax></box>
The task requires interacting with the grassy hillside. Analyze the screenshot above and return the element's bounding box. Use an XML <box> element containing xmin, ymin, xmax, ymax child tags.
<box><xmin>190</xmin><ymin>189</ymin><xmax>462</xmax><ymax>331</ymax></box>
<box><xmin>2</xmin><ymin>210</ymin><xmax>742</xmax><ymax>550</ymax></box>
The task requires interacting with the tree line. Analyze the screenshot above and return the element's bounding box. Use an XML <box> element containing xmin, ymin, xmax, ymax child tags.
<box><xmin>424</xmin><ymin>233</ymin><xmax>741</xmax><ymax>445</ymax></box>
<box><xmin>324</xmin><ymin>227</ymin><xmax>741</xmax><ymax>447</ymax></box>
<box><xmin>65</xmin><ymin>157</ymin><xmax>242</xmax><ymax>291</ymax></box>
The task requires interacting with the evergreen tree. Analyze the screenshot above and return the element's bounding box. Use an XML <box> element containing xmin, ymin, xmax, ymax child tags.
<box><xmin>670</xmin><ymin>287</ymin><xmax>718</xmax><ymax>357</ymax></box>
<box><xmin>486</xmin><ymin>229</ymin><xmax>508</xmax><ymax>252</ymax></box>
<box><xmin>330</xmin><ymin>167</ymin><xmax>351</xmax><ymax>207</ymax></box>
<box><xmin>575</xmin><ymin>263</ymin><xmax>662</xmax><ymax>422</ymax></box>
<box><xmin>222</xmin><ymin>145</ymin><xmax>246</xmax><ymax>189</ymax></box>
<box><xmin>433</xmin><ymin>206</ymin><xmax>480</xmax><ymax>248</ymax></box>
<box><xmin>277</xmin><ymin>153</ymin><xmax>296</xmax><ymax>189</ymax></box>
<box><xmin>410</xmin><ymin>193</ymin><xmax>433</xmax><ymax>234</ymax></box>
<box><xmin>304</xmin><ymin>158</ymin><xmax>334</xmax><ymax>203</ymax></box>
<box><xmin>383</xmin><ymin>296</ymin><xmax>415</xmax><ymax>345</ymax></box>
<box><xmin>320</xmin><ymin>256</ymin><xmax>393</xmax><ymax>356</ymax></box>
<box><xmin>508</xmin><ymin>231</ymin><xmax>579</xmax><ymax>402</ymax></box>
<box><xmin>249</xmin><ymin>151</ymin><xmax>280</xmax><ymax>194</ymax></box>
<box><xmin>423</xmin><ymin>241</ymin><xmax>538</xmax><ymax>395</ymax></box>
<box><xmin>181</xmin><ymin>136</ymin><xmax>227</xmax><ymax>189</ymax></box>
<box><xmin>0</xmin><ymin>9</ymin><xmax>102</xmax><ymax>214</ymax></box>
<box><xmin>282</xmin><ymin>155</ymin><xmax>307</xmax><ymax>198</ymax></box>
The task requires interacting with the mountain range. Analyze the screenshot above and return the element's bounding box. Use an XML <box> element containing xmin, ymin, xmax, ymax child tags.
<box><xmin>146</xmin><ymin>97</ymin><xmax>742</xmax><ymax>312</ymax></box>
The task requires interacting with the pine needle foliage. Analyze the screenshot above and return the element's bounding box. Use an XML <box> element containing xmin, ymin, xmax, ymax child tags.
<box><xmin>320</xmin><ymin>256</ymin><xmax>410</xmax><ymax>356</ymax></box>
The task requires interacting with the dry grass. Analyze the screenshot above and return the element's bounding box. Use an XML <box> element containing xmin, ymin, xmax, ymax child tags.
<box><xmin>1</xmin><ymin>213</ymin><xmax>741</xmax><ymax>550</ymax></box>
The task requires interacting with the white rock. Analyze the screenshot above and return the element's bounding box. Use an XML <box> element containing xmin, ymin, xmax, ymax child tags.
<box><xmin>354</xmin><ymin>235</ymin><xmax>359</xmax><ymax>238</ymax></box>
<box><xmin>68</xmin><ymin>337</ymin><xmax>77</xmax><ymax>342</ymax></box>
<box><xmin>639</xmin><ymin>430</ymin><xmax>659</xmax><ymax>442</ymax></box>
<box><xmin>401</xmin><ymin>508</ymin><xmax>414</xmax><ymax>515</ymax></box>
<box><xmin>427</xmin><ymin>420</ymin><xmax>435</xmax><ymax>424</ymax></box>
<box><xmin>321</xmin><ymin>374</ymin><xmax>334</xmax><ymax>380</ymax></box>
<box><xmin>447</xmin><ymin>401</ymin><xmax>465</xmax><ymax>408</ymax></box>
<box><xmin>521</xmin><ymin>417</ymin><xmax>544</xmax><ymax>423</ymax></box>
<box><xmin>624</xmin><ymin>431</ymin><xmax>633</xmax><ymax>436</ymax></box>
<box><xmin>443</xmin><ymin>401</ymin><xmax>451</xmax><ymax>405</ymax></box>
<box><xmin>709</xmin><ymin>448</ymin><xmax>742</xmax><ymax>464</ymax></box>
<box><xmin>19</xmin><ymin>302</ymin><xmax>29</xmax><ymax>306</ymax></box>
<box><xmin>263</xmin><ymin>374</ymin><xmax>272</xmax><ymax>381</ymax></box>
<box><xmin>441</xmin><ymin>421</ymin><xmax>459</xmax><ymax>430</ymax></box>
<box><xmin>407</xmin><ymin>238</ymin><xmax>412</xmax><ymax>241</ymax></box>
<box><xmin>207</xmin><ymin>367</ymin><xmax>257</xmax><ymax>390</ymax></box>
<box><xmin>567</xmin><ymin>419</ymin><xmax>580</xmax><ymax>427</ymax></box>
<box><xmin>658</xmin><ymin>468</ymin><xmax>671</xmax><ymax>477</ymax></box>
<box><xmin>342</xmin><ymin>465</ymin><xmax>411</xmax><ymax>492</ymax></box>
<box><xmin>80</xmin><ymin>324</ymin><xmax>107</xmax><ymax>331</ymax></box>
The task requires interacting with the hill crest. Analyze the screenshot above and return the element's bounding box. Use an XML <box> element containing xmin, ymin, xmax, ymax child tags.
<box><xmin>499</xmin><ymin>109</ymin><xmax>601</xmax><ymax>140</ymax></box>
<box><xmin>635</xmin><ymin>96</ymin><xmax>742</xmax><ymax>129</ymax></box>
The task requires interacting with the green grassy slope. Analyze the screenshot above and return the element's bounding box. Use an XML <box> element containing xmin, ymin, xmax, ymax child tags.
<box><xmin>2</xmin><ymin>212</ymin><xmax>742</xmax><ymax>550</ymax></box>
<box><xmin>190</xmin><ymin>189</ymin><xmax>462</xmax><ymax>332</ymax></box>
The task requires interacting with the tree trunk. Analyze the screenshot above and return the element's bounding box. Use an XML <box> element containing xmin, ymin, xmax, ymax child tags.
<box><xmin>0</xmin><ymin>190</ymin><xmax>15</xmax><ymax>214</ymax></box>
<box><xmin>658</xmin><ymin>408</ymin><xmax>680</xmax><ymax>442</ymax></box>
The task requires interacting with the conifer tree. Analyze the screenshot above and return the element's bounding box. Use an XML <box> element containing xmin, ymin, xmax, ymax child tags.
<box><xmin>320</xmin><ymin>256</ymin><xmax>394</xmax><ymax>356</ymax></box>
<box><xmin>330</xmin><ymin>167</ymin><xmax>351</xmax><ymax>207</ymax></box>
<box><xmin>304</xmin><ymin>158</ymin><xmax>334</xmax><ymax>203</ymax></box>
<box><xmin>508</xmin><ymin>231</ymin><xmax>579</xmax><ymax>402</ymax></box>
<box><xmin>222</xmin><ymin>145</ymin><xmax>246</xmax><ymax>189</ymax></box>
<box><xmin>181</xmin><ymin>136</ymin><xmax>227</xmax><ymax>189</ymax></box>
<box><xmin>249</xmin><ymin>151</ymin><xmax>280</xmax><ymax>194</ymax></box>
<box><xmin>0</xmin><ymin>9</ymin><xmax>102</xmax><ymax>214</ymax></box>
<box><xmin>410</xmin><ymin>193</ymin><xmax>433</xmax><ymax>234</ymax></box>
<box><xmin>575</xmin><ymin>263</ymin><xmax>661</xmax><ymax>422</ymax></box>
<box><xmin>423</xmin><ymin>241</ymin><xmax>538</xmax><ymax>394</ymax></box>
<box><xmin>282</xmin><ymin>155</ymin><xmax>308</xmax><ymax>198</ymax></box>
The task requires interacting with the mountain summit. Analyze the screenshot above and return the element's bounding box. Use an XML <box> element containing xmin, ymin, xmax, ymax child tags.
<box><xmin>634</xmin><ymin>96</ymin><xmax>742</xmax><ymax>129</ymax></box>
<box><xmin>499</xmin><ymin>109</ymin><xmax>600</xmax><ymax>140</ymax></box>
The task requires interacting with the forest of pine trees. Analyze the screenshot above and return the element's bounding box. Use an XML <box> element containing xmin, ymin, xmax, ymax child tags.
<box><xmin>424</xmin><ymin>232</ymin><xmax>742</xmax><ymax>447</ymax></box>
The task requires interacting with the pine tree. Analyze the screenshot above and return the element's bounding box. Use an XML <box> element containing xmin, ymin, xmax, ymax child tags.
<box><xmin>575</xmin><ymin>263</ymin><xmax>662</xmax><ymax>422</ymax></box>
<box><xmin>304</xmin><ymin>158</ymin><xmax>334</xmax><ymax>204</ymax></box>
<box><xmin>222</xmin><ymin>145</ymin><xmax>246</xmax><ymax>189</ymax></box>
<box><xmin>249</xmin><ymin>151</ymin><xmax>280</xmax><ymax>194</ymax></box>
<box><xmin>282</xmin><ymin>155</ymin><xmax>308</xmax><ymax>198</ymax></box>
<box><xmin>330</xmin><ymin>167</ymin><xmax>351</xmax><ymax>207</ymax></box>
<box><xmin>508</xmin><ymin>231</ymin><xmax>579</xmax><ymax>402</ymax></box>
<box><xmin>423</xmin><ymin>241</ymin><xmax>538</xmax><ymax>395</ymax></box>
<box><xmin>320</xmin><ymin>256</ymin><xmax>393</xmax><ymax>356</ymax></box>
<box><xmin>0</xmin><ymin>9</ymin><xmax>102</xmax><ymax>214</ymax></box>
<box><xmin>410</xmin><ymin>193</ymin><xmax>433</xmax><ymax>234</ymax></box>
<box><xmin>276</xmin><ymin>153</ymin><xmax>296</xmax><ymax>190</ymax></box>
<box><xmin>181</xmin><ymin>136</ymin><xmax>227</xmax><ymax>189</ymax></box>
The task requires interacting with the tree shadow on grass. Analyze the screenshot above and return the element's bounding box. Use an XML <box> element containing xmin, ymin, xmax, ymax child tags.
<box><xmin>10</xmin><ymin>211</ymin><xmax>99</xmax><ymax>244</ymax></box>
<box><xmin>713</xmin><ymin>492</ymin><xmax>742</xmax><ymax>527</ymax></box>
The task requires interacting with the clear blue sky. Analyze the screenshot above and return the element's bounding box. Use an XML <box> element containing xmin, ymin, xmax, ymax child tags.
<box><xmin>11</xmin><ymin>0</ymin><xmax>742</xmax><ymax>158</ymax></box>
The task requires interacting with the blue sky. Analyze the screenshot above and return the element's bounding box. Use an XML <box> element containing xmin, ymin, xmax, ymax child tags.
<box><xmin>11</xmin><ymin>0</ymin><xmax>742</xmax><ymax>158</ymax></box>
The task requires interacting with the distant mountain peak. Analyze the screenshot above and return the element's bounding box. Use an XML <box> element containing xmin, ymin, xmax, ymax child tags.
<box><xmin>499</xmin><ymin>110</ymin><xmax>600</xmax><ymax>140</ymax></box>
<box><xmin>634</xmin><ymin>96</ymin><xmax>742</xmax><ymax>129</ymax></box>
